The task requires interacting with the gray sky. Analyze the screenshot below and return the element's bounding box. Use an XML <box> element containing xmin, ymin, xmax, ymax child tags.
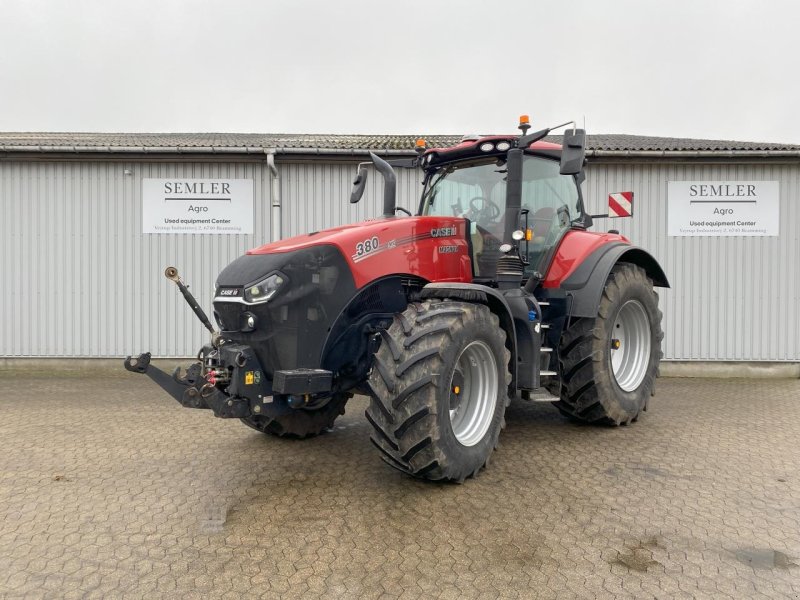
<box><xmin>1</xmin><ymin>0</ymin><xmax>798</xmax><ymax>143</ymax></box>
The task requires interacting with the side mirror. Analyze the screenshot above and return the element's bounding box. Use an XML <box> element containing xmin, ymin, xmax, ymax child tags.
<box><xmin>350</xmin><ymin>165</ymin><xmax>368</xmax><ymax>204</ymax></box>
<box><xmin>560</xmin><ymin>128</ymin><xmax>586</xmax><ymax>175</ymax></box>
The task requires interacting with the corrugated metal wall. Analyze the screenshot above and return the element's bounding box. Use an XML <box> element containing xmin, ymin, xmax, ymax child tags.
<box><xmin>281</xmin><ymin>162</ymin><xmax>422</xmax><ymax>238</ymax></box>
<box><xmin>584</xmin><ymin>161</ymin><xmax>800</xmax><ymax>362</ymax></box>
<box><xmin>1</xmin><ymin>157</ymin><xmax>798</xmax><ymax>361</ymax></box>
<box><xmin>0</xmin><ymin>159</ymin><xmax>422</xmax><ymax>358</ymax></box>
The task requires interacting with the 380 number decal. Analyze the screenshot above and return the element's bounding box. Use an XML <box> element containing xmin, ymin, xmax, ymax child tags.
<box><xmin>355</xmin><ymin>236</ymin><xmax>380</xmax><ymax>257</ymax></box>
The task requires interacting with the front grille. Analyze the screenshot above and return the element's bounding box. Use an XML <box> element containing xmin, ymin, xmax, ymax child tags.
<box><xmin>213</xmin><ymin>245</ymin><xmax>356</xmax><ymax>377</ymax></box>
<box><xmin>214</xmin><ymin>302</ymin><xmax>242</xmax><ymax>332</ymax></box>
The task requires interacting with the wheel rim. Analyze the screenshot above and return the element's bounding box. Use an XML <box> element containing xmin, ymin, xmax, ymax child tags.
<box><xmin>610</xmin><ymin>300</ymin><xmax>652</xmax><ymax>392</ymax></box>
<box><xmin>449</xmin><ymin>340</ymin><xmax>498</xmax><ymax>447</ymax></box>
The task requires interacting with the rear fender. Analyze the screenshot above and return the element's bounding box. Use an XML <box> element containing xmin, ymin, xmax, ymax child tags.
<box><xmin>562</xmin><ymin>245</ymin><xmax>670</xmax><ymax>318</ymax></box>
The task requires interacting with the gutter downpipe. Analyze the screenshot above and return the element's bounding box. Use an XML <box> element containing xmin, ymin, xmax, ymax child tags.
<box><xmin>266</xmin><ymin>150</ymin><xmax>281</xmax><ymax>241</ymax></box>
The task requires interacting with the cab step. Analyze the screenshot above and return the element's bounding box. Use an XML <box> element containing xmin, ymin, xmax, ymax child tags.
<box><xmin>522</xmin><ymin>389</ymin><xmax>560</xmax><ymax>402</ymax></box>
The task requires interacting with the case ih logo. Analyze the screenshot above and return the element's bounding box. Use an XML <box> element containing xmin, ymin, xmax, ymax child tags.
<box><xmin>431</xmin><ymin>226</ymin><xmax>457</xmax><ymax>238</ymax></box>
<box><xmin>608</xmin><ymin>192</ymin><xmax>633</xmax><ymax>217</ymax></box>
<box><xmin>218</xmin><ymin>288</ymin><xmax>240</xmax><ymax>296</ymax></box>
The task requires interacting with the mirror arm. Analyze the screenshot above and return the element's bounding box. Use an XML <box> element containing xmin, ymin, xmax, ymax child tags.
<box><xmin>386</xmin><ymin>157</ymin><xmax>418</xmax><ymax>168</ymax></box>
<box><xmin>517</xmin><ymin>127</ymin><xmax>551</xmax><ymax>150</ymax></box>
<box><xmin>518</xmin><ymin>121</ymin><xmax>576</xmax><ymax>149</ymax></box>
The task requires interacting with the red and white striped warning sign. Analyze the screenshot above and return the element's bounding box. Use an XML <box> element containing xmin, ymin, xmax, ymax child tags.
<box><xmin>608</xmin><ymin>192</ymin><xmax>634</xmax><ymax>217</ymax></box>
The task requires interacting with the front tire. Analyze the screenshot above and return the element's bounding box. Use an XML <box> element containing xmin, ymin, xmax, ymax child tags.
<box><xmin>554</xmin><ymin>263</ymin><xmax>663</xmax><ymax>425</ymax></box>
<box><xmin>366</xmin><ymin>300</ymin><xmax>511</xmax><ymax>482</ymax></box>
<box><xmin>240</xmin><ymin>393</ymin><xmax>349</xmax><ymax>439</ymax></box>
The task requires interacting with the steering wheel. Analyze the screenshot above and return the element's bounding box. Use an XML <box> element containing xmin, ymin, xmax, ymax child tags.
<box><xmin>468</xmin><ymin>196</ymin><xmax>501</xmax><ymax>221</ymax></box>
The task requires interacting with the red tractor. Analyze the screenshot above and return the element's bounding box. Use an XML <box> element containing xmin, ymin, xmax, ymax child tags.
<box><xmin>126</xmin><ymin>117</ymin><xmax>668</xmax><ymax>482</ymax></box>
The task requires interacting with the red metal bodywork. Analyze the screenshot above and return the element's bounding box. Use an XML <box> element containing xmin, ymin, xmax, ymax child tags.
<box><xmin>248</xmin><ymin>216</ymin><xmax>473</xmax><ymax>290</ymax></box>
<box><xmin>542</xmin><ymin>230</ymin><xmax>630</xmax><ymax>288</ymax></box>
<box><xmin>250</xmin><ymin>216</ymin><xmax>630</xmax><ymax>292</ymax></box>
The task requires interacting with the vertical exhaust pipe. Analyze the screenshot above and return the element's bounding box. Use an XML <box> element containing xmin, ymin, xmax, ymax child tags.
<box><xmin>266</xmin><ymin>151</ymin><xmax>281</xmax><ymax>241</ymax></box>
<box><xmin>368</xmin><ymin>152</ymin><xmax>397</xmax><ymax>217</ymax></box>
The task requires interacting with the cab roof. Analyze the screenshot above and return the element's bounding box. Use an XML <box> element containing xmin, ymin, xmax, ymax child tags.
<box><xmin>421</xmin><ymin>135</ymin><xmax>562</xmax><ymax>168</ymax></box>
<box><xmin>424</xmin><ymin>135</ymin><xmax>561</xmax><ymax>155</ymax></box>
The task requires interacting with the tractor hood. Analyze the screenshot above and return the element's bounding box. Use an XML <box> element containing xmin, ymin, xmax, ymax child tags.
<box><xmin>244</xmin><ymin>215</ymin><xmax>473</xmax><ymax>289</ymax></box>
<box><xmin>247</xmin><ymin>217</ymin><xmax>397</xmax><ymax>256</ymax></box>
<box><xmin>216</xmin><ymin>219</ymin><xmax>397</xmax><ymax>289</ymax></box>
<box><xmin>212</xmin><ymin>213</ymin><xmax>470</xmax><ymax>381</ymax></box>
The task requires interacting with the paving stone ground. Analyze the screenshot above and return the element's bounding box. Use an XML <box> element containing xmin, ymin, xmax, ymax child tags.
<box><xmin>1</xmin><ymin>372</ymin><xmax>799</xmax><ymax>599</ymax></box>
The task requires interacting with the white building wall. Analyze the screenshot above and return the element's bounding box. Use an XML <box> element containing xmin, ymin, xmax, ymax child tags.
<box><xmin>280</xmin><ymin>161</ymin><xmax>422</xmax><ymax>237</ymax></box>
<box><xmin>0</xmin><ymin>158</ymin><xmax>421</xmax><ymax>358</ymax></box>
<box><xmin>584</xmin><ymin>160</ymin><xmax>800</xmax><ymax>362</ymax></box>
<box><xmin>1</xmin><ymin>156</ymin><xmax>798</xmax><ymax>361</ymax></box>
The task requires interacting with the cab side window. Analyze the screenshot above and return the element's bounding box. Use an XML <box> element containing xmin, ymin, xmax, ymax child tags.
<box><xmin>520</xmin><ymin>157</ymin><xmax>579</xmax><ymax>269</ymax></box>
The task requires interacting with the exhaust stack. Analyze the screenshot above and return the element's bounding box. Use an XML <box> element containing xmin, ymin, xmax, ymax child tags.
<box><xmin>369</xmin><ymin>152</ymin><xmax>397</xmax><ymax>217</ymax></box>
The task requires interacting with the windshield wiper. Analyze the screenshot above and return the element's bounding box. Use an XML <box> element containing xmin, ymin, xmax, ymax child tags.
<box><xmin>421</xmin><ymin>168</ymin><xmax>451</xmax><ymax>206</ymax></box>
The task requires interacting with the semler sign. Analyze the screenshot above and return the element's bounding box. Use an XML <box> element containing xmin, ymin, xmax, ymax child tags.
<box><xmin>668</xmin><ymin>181</ymin><xmax>779</xmax><ymax>237</ymax></box>
<box><xmin>142</xmin><ymin>178</ymin><xmax>254</xmax><ymax>234</ymax></box>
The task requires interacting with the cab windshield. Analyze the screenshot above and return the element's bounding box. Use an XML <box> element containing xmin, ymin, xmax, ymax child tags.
<box><xmin>421</xmin><ymin>155</ymin><xmax>583</xmax><ymax>275</ymax></box>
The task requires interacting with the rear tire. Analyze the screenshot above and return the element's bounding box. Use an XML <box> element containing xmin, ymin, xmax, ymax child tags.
<box><xmin>240</xmin><ymin>393</ymin><xmax>349</xmax><ymax>439</ymax></box>
<box><xmin>554</xmin><ymin>263</ymin><xmax>663</xmax><ymax>425</ymax></box>
<box><xmin>366</xmin><ymin>300</ymin><xmax>511</xmax><ymax>482</ymax></box>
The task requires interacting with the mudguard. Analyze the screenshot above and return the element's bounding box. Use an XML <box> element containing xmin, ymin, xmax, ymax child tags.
<box><xmin>421</xmin><ymin>282</ymin><xmax>541</xmax><ymax>392</ymax></box>
<box><xmin>561</xmin><ymin>244</ymin><xmax>670</xmax><ymax>318</ymax></box>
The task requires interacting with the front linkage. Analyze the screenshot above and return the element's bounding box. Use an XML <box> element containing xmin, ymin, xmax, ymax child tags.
<box><xmin>123</xmin><ymin>266</ymin><xmax>257</xmax><ymax>417</ymax></box>
<box><xmin>125</xmin><ymin>344</ymin><xmax>273</xmax><ymax>419</ymax></box>
<box><xmin>124</xmin><ymin>351</ymin><xmax>209</xmax><ymax>410</ymax></box>
<box><xmin>125</xmin><ymin>267</ymin><xmax>332</xmax><ymax>420</ymax></box>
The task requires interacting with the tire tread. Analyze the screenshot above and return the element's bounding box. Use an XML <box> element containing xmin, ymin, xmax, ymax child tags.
<box><xmin>553</xmin><ymin>263</ymin><xmax>663</xmax><ymax>426</ymax></box>
<box><xmin>365</xmin><ymin>299</ymin><xmax>510</xmax><ymax>481</ymax></box>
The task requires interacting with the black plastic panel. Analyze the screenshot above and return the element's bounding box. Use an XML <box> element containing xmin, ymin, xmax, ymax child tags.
<box><xmin>214</xmin><ymin>245</ymin><xmax>356</xmax><ymax>378</ymax></box>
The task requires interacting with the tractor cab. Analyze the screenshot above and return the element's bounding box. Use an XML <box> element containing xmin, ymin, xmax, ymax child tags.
<box><xmin>420</xmin><ymin>149</ymin><xmax>584</xmax><ymax>281</ymax></box>
<box><xmin>419</xmin><ymin>123</ymin><xmax>588</xmax><ymax>285</ymax></box>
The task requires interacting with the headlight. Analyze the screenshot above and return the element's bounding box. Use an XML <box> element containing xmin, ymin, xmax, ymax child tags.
<box><xmin>496</xmin><ymin>141</ymin><xmax>511</xmax><ymax>151</ymax></box>
<box><xmin>480</xmin><ymin>142</ymin><xmax>494</xmax><ymax>152</ymax></box>
<box><xmin>244</xmin><ymin>272</ymin><xmax>286</xmax><ymax>303</ymax></box>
